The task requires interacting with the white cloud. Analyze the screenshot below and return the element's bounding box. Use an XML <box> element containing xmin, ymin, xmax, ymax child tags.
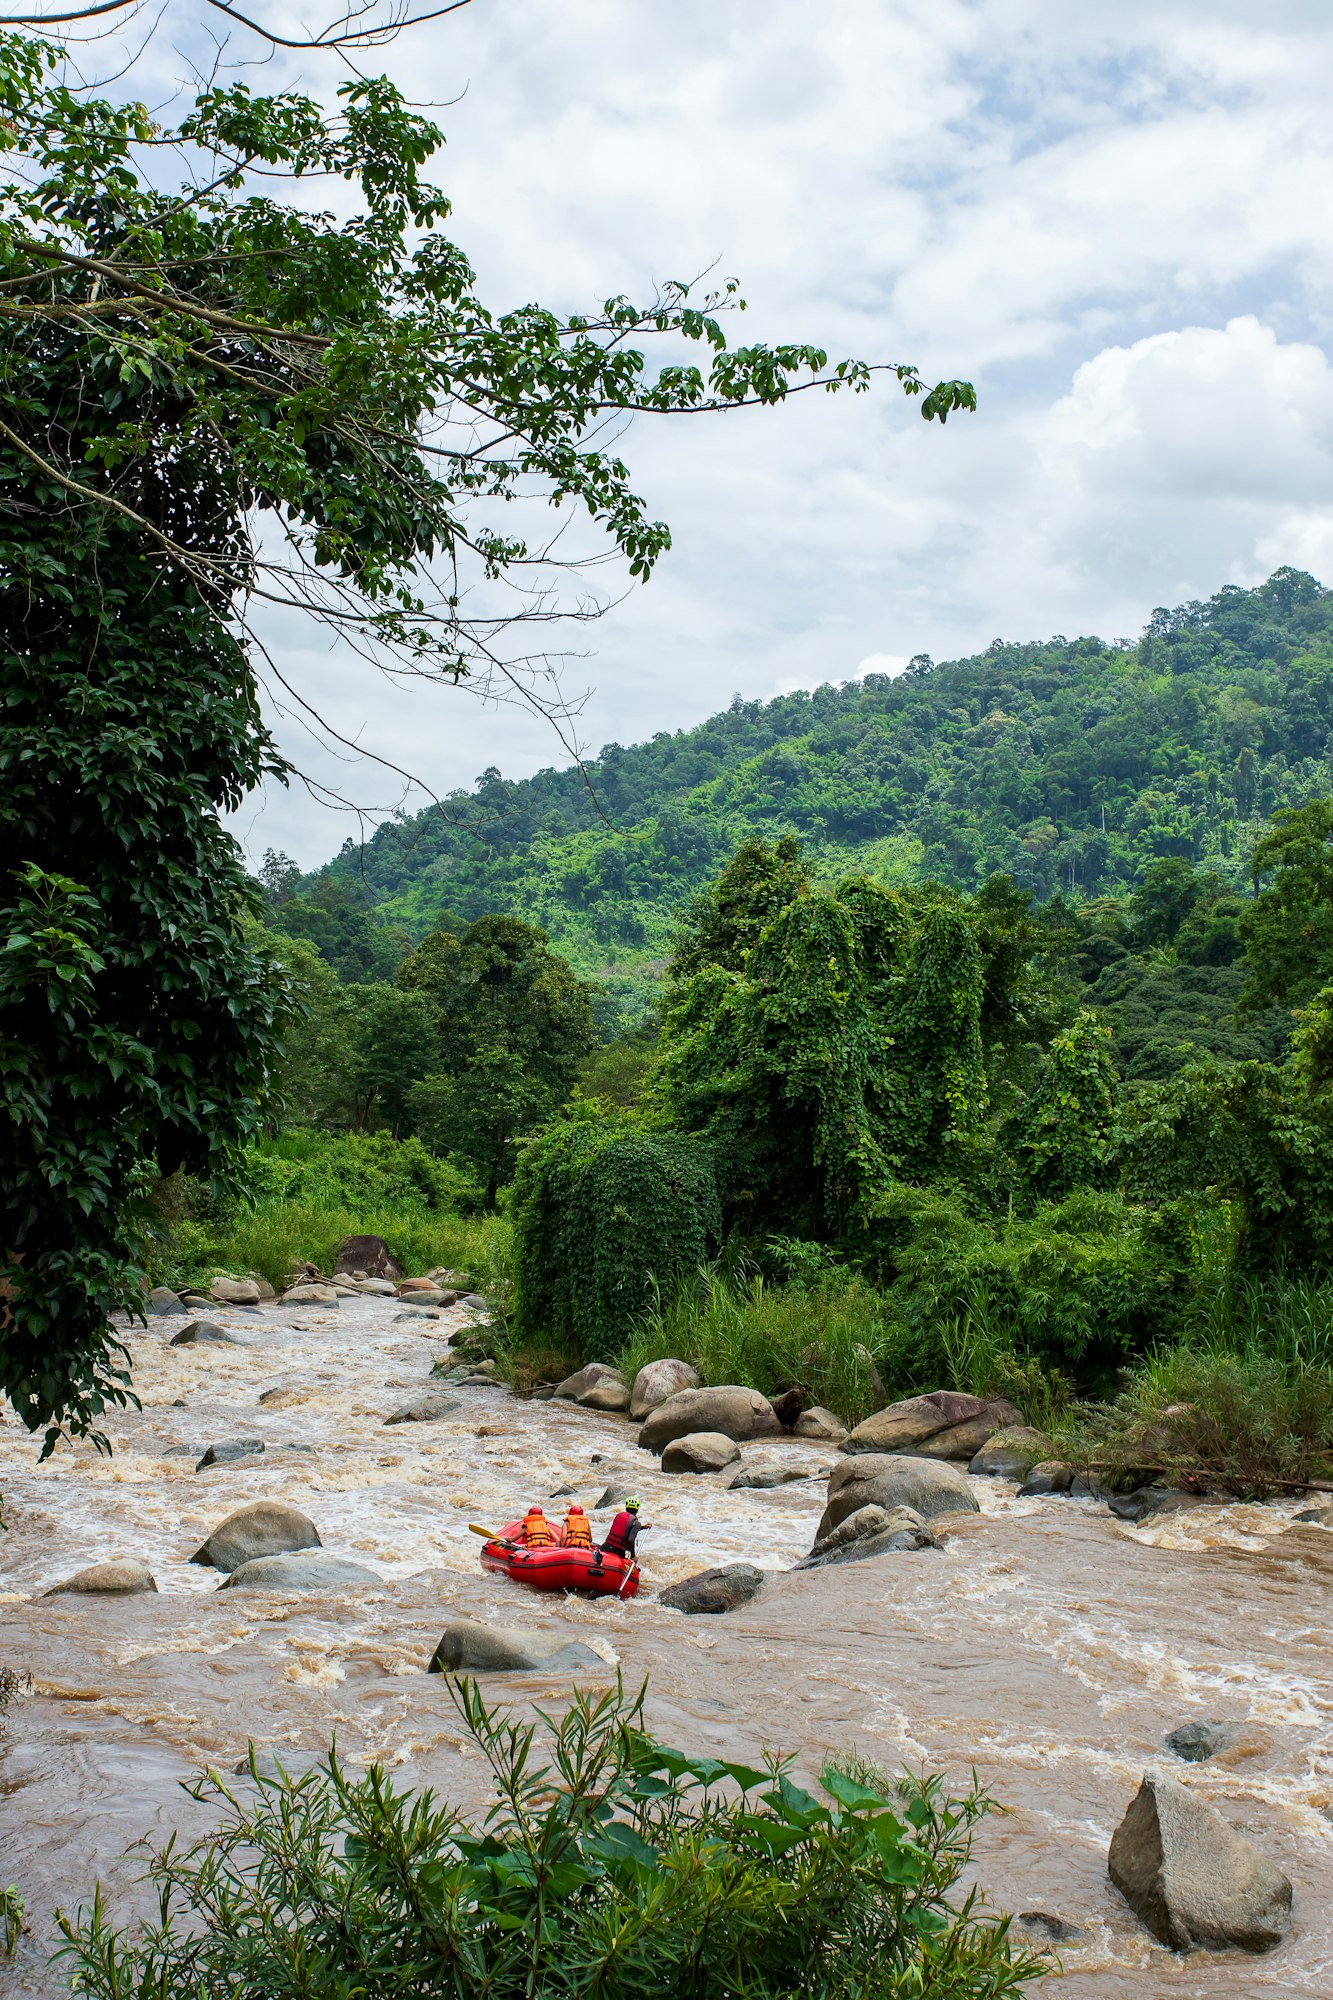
<box><xmin>177</xmin><ymin>0</ymin><xmax>1333</xmax><ymax>865</ymax></box>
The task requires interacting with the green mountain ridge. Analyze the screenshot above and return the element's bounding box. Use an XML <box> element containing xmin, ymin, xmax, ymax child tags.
<box><xmin>277</xmin><ymin>566</ymin><xmax>1333</xmax><ymax>1019</ymax></box>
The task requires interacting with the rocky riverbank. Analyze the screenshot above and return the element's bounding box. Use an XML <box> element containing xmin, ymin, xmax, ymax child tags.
<box><xmin>1</xmin><ymin>1292</ymin><xmax>1332</xmax><ymax>1994</ymax></box>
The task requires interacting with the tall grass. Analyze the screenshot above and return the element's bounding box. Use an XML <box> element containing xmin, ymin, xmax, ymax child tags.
<box><xmin>160</xmin><ymin>1208</ymin><xmax>512</xmax><ymax>1302</ymax></box>
<box><xmin>614</xmin><ymin>1268</ymin><xmax>903</xmax><ymax>1426</ymax></box>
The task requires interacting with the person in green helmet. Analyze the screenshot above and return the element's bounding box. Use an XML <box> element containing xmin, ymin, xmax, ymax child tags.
<box><xmin>601</xmin><ymin>1496</ymin><xmax>647</xmax><ymax>1561</ymax></box>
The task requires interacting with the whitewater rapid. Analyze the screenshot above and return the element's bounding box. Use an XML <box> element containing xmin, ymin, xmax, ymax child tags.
<box><xmin>1</xmin><ymin>1293</ymin><xmax>1332</xmax><ymax>1995</ymax></box>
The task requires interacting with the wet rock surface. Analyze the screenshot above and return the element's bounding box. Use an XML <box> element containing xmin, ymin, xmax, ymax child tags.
<box><xmin>170</xmin><ymin>1320</ymin><xmax>242</xmax><ymax>1347</ymax></box>
<box><xmin>1108</xmin><ymin>1772</ymin><xmax>1293</xmax><ymax>1952</ymax></box>
<box><xmin>844</xmin><ymin>1390</ymin><xmax>1023</xmax><ymax>1460</ymax></box>
<box><xmin>190</xmin><ymin>1500</ymin><xmax>322</xmax><ymax>1573</ymax></box>
<box><xmin>639</xmin><ymin>1386</ymin><xmax>780</xmax><ymax>1451</ymax></box>
<box><xmin>661</xmin><ymin>1432</ymin><xmax>741</xmax><ymax>1475</ymax></box>
<box><xmin>1165</xmin><ymin>1719</ymin><xmax>1239</xmax><ymax>1763</ymax></box>
<box><xmin>220</xmin><ymin>1554</ymin><xmax>382</xmax><ymax>1593</ymax></box>
<box><xmin>43</xmin><ymin>1560</ymin><xmax>157</xmax><ymax>1596</ymax></box>
<box><xmin>657</xmin><ymin>1564</ymin><xmax>765</xmax><ymax>1615</ymax></box>
<box><xmin>817</xmin><ymin>1453</ymin><xmax>978</xmax><ymax>1538</ymax></box>
<box><xmin>428</xmin><ymin>1617</ymin><xmax>606</xmax><ymax>1673</ymax></box>
<box><xmin>384</xmin><ymin>1395</ymin><xmax>462</xmax><ymax>1426</ymax></box>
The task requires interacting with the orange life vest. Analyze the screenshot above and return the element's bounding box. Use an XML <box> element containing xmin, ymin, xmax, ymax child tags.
<box><xmin>563</xmin><ymin>1506</ymin><xmax>592</xmax><ymax>1550</ymax></box>
<box><xmin>522</xmin><ymin>1508</ymin><xmax>552</xmax><ymax>1548</ymax></box>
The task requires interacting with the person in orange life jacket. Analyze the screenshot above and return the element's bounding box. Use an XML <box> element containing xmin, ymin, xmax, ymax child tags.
<box><xmin>520</xmin><ymin>1505</ymin><xmax>552</xmax><ymax>1548</ymax></box>
<box><xmin>562</xmin><ymin>1503</ymin><xmax>593</xmax><ymax>1550</ymax></box>
<box><xmin>601</xmin><ymin>1497</ymin><xmax>647</xmax><ymax>1560</ymax></box>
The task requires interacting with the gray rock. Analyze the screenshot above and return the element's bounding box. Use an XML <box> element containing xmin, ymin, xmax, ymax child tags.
<box><xmin>593</xmin><ymin>1480</ymin><xmax>634</xmax><ymax>1510</ymax></box>
<box><xmin>281</xmin><ymin>1283</ymin><xmax>340</xmax><ymax>1306</ymax></box>
<box><xmin>639</xmin><ymin>1386</ymin><xmax>781</xmax><ymax>1452</ymax></box>
<box><xmin>657</xmin><ymin>1564</ymin><xmax>765</xmax><ymax>1615</ymax></box>
<box><xmin>384</xmin><ymin>1395</ymin><xmax>461</xmax><ymax>1425</ymax></box>
<box><xmin>191</xmin><ymin>1500</ymin><xmax>322</xmax><ymax>1573</ymax></box>
<box><xmin>1291</xmin><ymin>1506</ymin><xmax>1333</xmax><ymax>1526</ymax></box>
<box><xmin>729</xmin><ymin>1466</ymin><xmax>815</xmax><ymax>1491</ymax></box>
<box><xmin>146</xmin><ymin>1286</ymin><xmax>184</xmax><ymax>1316</ymax></box>
<box><xmin>629</xmin><ymin>1358</ymin><xmax>700</xmax><ymax>1422</ymax></box>
<box><xmin>44</xmin><ymin>1560</ymin><xmax>157</xmax><ymax>1596</ymax></box>
<box><xmin>170</xmin><ymin>1320</ymin><xmax>242</xmax><ymax>1346</ymax></box>
<box><xmin>427</xmin><ymin>1617</ymin><xmax>604</xmax><ymax>1673</ymax></box>
<box><xmin>817</xmin><ymin>1454</ymin><xmax>979</xmax><ymax>1539</ymax></box>
<box><xmin>555</xmin><ymin>1363</ymin><xmax>628</xmax><ymax>1406</ymax></box>
<box><xmin>396</xmin><ymin>1308</ymin><xmax>440</xmax><ymax>1323</ymax></box>
<box><xmin>1013</xmin><ymin>1912</ymin><xmax>1090</xmax><ymax>1946</ymax></box>
<box><xmin>333</xmin><ymin>1235</ymin><xmax>403</xmax><ymax>1281</ymax></box>
<box><xmin>661</xmin><ymin>1431</ymin><xmax>741</xmax><ymax>1475</ymax></box>
<box><xmin>531</xmin><ymin>1384</ymin><xmax>557</xmax><ymax>1402</ymax></box>
<box><xmin>844</xmin><ymin>1391</ymin><xmax>1024</xmax><ymax>1460</ymax></box>
<box><xmin>968</xmin><ymin>1426</ymin><xmax>1048</xmax><ymax>1479</ymax></box>
<box><xmin>461</xmin><ymin>1293</ymin><xmax>488</xmax><ymax>1309</ymax></box>
<box><xmin>1166</xmin><ymin>1720</ymin><xmax>1239</xmax><ymax>1764</ymax></box>
<box><xmin>196</xmin><ymin>1438</ymin><xmax>265</xmax><ymax>1470</ymax></box>
<box><xmin>395</xmin><ymin>1285</ymin><xmax>446</xmax><ymax>1306</ymax></box>
<box><xmin>210</xmin><ymin>1276</ymin><xmax>261</xmax><ymax>1306</ymax></box>
<box><xmin>353</xmin><ymin>1277</ymin><xmax>398</xmax><ymax>1296</ymax></box>
<box><xmin>1108</xmin><ymin>1772</ymin><xmax>1292</xmax><ymax>1952</ymax></box>
<box><xmin>1019</xmin><ymin>1460</ymin><xmax>1075</xmax><ymax>1496</ymax></box>
<box><xmin>1108</xmin><ymin>1487</ymin><xmax>1212</xmax><ymax>1524</ymax></box>
<box><xmin>798</xmin><ymin>1503</ymin><xmax>940</xmax><ymax>1569</ymax></box>
<box><xmin>792</xmin><ymin>1406</ymin><xmax>848</xmax><ymax>1443</ymax></box>
<box><xmin>220</xmin><ymin>1554</ymin><xmax>382</xmax><ymax>1592</ymax></box>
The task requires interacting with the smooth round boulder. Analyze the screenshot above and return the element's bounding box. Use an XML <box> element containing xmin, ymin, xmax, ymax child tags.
<box><xmin>729</xmin><ymin>1466</ymin><xmax>814</xmax><ymax>1490</ymax></box>
<box><xmin>428</xmin><ymin>1617</ymin><xmax>605</xmax><ymax>1673</ymax></box>
<box><xmin>661</xmin><ymin>1432</ymin><xmax>741</xmax><ymax>1475</ymax></box>
<box><xmin>170</xmin><ymin>1320</ymin><xmax>241</xmax><ymax>1347</ymax></box>
<box><xmin>355</xmin><ymin>1276</ymin><xmax>399</xmax><ymax>1296</ymax></box>
<box><xmin>793</xmin><ymin>1406</ymin><xmax>848</xmax><ymax>1443</ymax></box>
<box><xmin>656</xmin><ymin>1565</ymin><xmax>765</xmax><ymax>1615</ymax></box>
<box><xmin>844</xmin><ymin>1391</ymin><xmax>1023</xmax><ymax>1460</ymax></box>
<box><xmin>210</xmin><ymin>1276</ymin><xmax>261</xmax><ymax>1306</ymax></box>
<box><xmin>638</xmin><ymin>1386</ymin><xmax>780</xmax><ymax>1452</ymax></box>
<box><xmin>816</xmin><ymin>1454</ymin><xmax>978</xmax><ymax>1539</ymax></box>
<box><xmin>220</xmin><ymin>1554</ymin><xmax>381</xmax><ymax>1592</ymax></box>
<box><xmin>554</xmin><ymin>1363</ymin><xmax>626</xmax><ymax>1406</ymax></box>
<box><xmin>190</xmin><ymin>1500</ymin><xmax>322</xmax><ymax>1573</ymax></box>
<box><xmin>146</xmin><ymin>1286</ymin><xmax>184</xmax><ymax>1316</ymax></box>
<box><xmin>968</xmin><ymin>1426</ymin><xmax>1048</xmax><ymax>1479</ymax></box>
<box><xmin>1108</xmin><ymin>1773</ymin><xmax>1292</xmax><ymax>1952</ymax></box>
<box><xmin>281</xmin><ymin>1283</ymin><xmax>339</xmax><ymax>1306</ymax></box>
<box><xmin>629</xmin><ymin>1358</ymin><xmax>699</xmax><ymax>1422</ymax></box>
<box><xmin>1019</xmin><ymin>1460</ymin><xmax>1075</xmax><ymax>1496</ymax></box>
<box><xmin>44</xmin><ymin>1560</ymin><xmax>157</xmax><ymax>1596</ymax></box>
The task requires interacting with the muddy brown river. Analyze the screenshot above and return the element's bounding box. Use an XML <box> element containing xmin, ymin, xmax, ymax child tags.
<box><xmin>2</xmin><ymin>1294</ymin><xmax>1332</xmax><ymax>1995</ymax></box>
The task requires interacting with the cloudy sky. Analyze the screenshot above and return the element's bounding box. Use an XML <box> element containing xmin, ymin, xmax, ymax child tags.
<box><xmin>147</xmin><ymin>0</ymin><xmax>1333</xmax><ymax>865</ymax></box>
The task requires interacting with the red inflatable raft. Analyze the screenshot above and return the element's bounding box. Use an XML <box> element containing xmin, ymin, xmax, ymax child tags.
<box><xmin>481</xmin><ymin>1520</ymin><xmax>640</xmax><ymax>1598</ymax></box>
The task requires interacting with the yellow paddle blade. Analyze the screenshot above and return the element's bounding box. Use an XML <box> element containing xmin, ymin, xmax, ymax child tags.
<box><xmin>468</xmin><ymin>1522</ymin><xmax>504</xmax><ymax>1541</ymax></box>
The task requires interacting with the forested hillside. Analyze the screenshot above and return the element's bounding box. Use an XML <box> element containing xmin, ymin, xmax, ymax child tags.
<box><xmin>273</xmin><ymin>569</ymin><xmax>1333</xmax><ymax>1021</ymax></box>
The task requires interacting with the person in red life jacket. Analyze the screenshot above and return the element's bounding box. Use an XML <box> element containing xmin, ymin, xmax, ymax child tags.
<box><xmin>563</xmin><ymin>1503</ymin><xmax>593</xmax><ymax>1550</ymax></box>
<box><xmin>601</xmin><ymin>1496</ymin><xmax>647</xmax><ymax>1561</ymax></box>
<box><xmin>520</xmin><ymin>1505</ymin><xmax>552</xmax><ymax>1548</ymax></box>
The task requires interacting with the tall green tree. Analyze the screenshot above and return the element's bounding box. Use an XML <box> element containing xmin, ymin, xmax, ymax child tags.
<box><xmin>400</xmin><ymin>916</ymin><xmax>597</xmax><ymax>1201</ymax></box>
<box><xmin>1241</xmin><ymin>800</ymin><xmax>1333</xmax><ymax>1011</ymax></box>
<box><xmin>0</xmin><ymin>28</ymin><xmax>970</xmax><ymax>1439</ymax></box>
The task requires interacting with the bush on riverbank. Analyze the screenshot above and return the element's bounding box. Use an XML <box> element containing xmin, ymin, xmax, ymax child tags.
<box><xmin>58</xmin><ymin>1676</ymin><xmax>1042</xmax><ymax>1999</ymax></box>
<box><xmin>141</xmin><ymin>1130</ymin><xmax>503</xmax><ymax>1301</ymax></box>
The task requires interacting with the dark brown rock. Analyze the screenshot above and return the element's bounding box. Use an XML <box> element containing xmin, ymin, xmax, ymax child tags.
<box><xmin>333</xmin><ymin>1235</ymin><xmax>403</xmax><ymax>1280</ymax></box>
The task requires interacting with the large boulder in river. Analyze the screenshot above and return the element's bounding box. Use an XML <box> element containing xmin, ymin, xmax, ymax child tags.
<box><xmin>334</xmin><ymin>1235</ymin><xmax>403</xmax><ymax>1280</ymax></box>
<box><xmin>44</xmin><ymin>1559</ymin><xmax>157</xmax><ymax>1596</ymax></box>
<box><xmin>629</xmin><ymin>1358</ymin><xmax>699</xmax><ymax>1421</ymax></box>
<box><xmin>657</xmin><ymin>1564</ymin><xmax>765</xmax><ymax>1615</ymax></box>
<box><xmin>793</xmin><ymin>1406</ymin><xmax>848</xmax><ymax>1443</ymax></box>
<box><xmin>844</xmin><ymin>1391</ymin><xmax>1024</xmax><ymax>1460</ymax></box>
<box><xmin>170</xmin><ymin>1320</ymin><xmax>242</xmax><ymax>1347</ymax></box>
<box><xmin>639</xmin><ymin>1386</ymin><xmax>780</xmax><ymax>1452</ymax></box>
<box><xmin>969</xmin><ymin>1427</ymin><xmax>1048</xmax><ymax>1478</ymax></box>
<box><xmin>384</xmin><ymin>1394</ymin><xmax>461</xmax><ymax>1425</ymax></box>
<box><xmin>661</xmin><ymin>1432</ymin><xmax>740</xmax><ymax>1475</ymax></box>
<box><xmin>210</xmin><ymin>1275</ymin><xmax>261</xmax><ymax>1306</ymax></box>
<box><xmin>221</xmin><ymin>1554</ymin><xmax>381</xmax><ymax>1593</ymax></box>
<box><xmin>191</xmin><ymin>1500</ymin><xmax>322</xmax><ymax>1573</ymax></box>
<box><xmin>1108</xmin><ymin>1773</ymin><xmax>1292</xmax><ymax>1952</ymax></box>
<box><xmin>798</xmin><ymin>1504</ymin><xmax>940</xmax><ymax>1569</ymax></box>
<box><xmin>281</xmin><ymin>1283</ymin><xmax>340</xmax><ymax>1306</ymax></box>
<box><xmin>816</xmin><ymin>1454</ymin><xmax>978</xmax><ymax>1539</ymax></box>
<box><xmin>428</xmin><ymin>1617</ymin><xmax>605</xmax><ymax>1673</ymax></box>
<box><xmin>146</xmin><ymin>1286</ymin><xmax>184</xmax><ymax>1316</ymax></box>
<box><xmin>555</xmin><ymin>1364</ymin><xmax>630</xmax><ymax>1412</ymax></box>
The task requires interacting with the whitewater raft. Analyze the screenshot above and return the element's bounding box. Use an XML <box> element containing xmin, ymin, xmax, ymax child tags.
<box><xmin>481</xmin><ymin>1520</ymin><xmax>640</xmax><ymax>1597</ymax></box>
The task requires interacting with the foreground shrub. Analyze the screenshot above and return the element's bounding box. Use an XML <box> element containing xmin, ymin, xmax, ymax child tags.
<box><xmin>510</xmin><ymin>1114</ymin><xmax>720</xmax><ymax>1361</ymax></box>
<box><xmin>1051</xmin><ymin>1341</ymin><xmax>1333</xmax><ymax>1499</ymax></box>
<box><xmin>58</xmin><ymin>1677</ymin><xmax>1040</xmax><ymax>1999</ymax></box>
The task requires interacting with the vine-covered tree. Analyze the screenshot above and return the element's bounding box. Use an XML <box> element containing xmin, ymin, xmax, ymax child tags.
<box><xmin>0</xmin><ymin>24</ymin><xmax>972</xmax><ymax>1443</ymax></box>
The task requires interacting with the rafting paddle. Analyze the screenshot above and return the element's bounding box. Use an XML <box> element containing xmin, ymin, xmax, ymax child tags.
<box><xmin>468</xmin><ymin>1522</ymin><xmax>519</xmax><ymax>1550</ymax></box>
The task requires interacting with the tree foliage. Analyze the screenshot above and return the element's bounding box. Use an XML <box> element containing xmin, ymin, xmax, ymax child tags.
<box><xmin>510</xmin><ymin>1113</ymin><xmax>720</xmax><ymax>1361</ymax></box>
<box><xmin>0</xmin><ymin>21</ymin><xmax>966</xmax><ymax>1436</ymax></box>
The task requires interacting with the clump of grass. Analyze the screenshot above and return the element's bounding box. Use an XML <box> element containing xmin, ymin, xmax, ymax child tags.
<box><xmin>615</xmin><ymin>1267</ymin><xmax>901</xmax><ymax>1425</ymax></box>
<box><xmin>1048</xmin><ymin>1341</ymin><xmax>1333</xmax><ymax>1500</ymax></box>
